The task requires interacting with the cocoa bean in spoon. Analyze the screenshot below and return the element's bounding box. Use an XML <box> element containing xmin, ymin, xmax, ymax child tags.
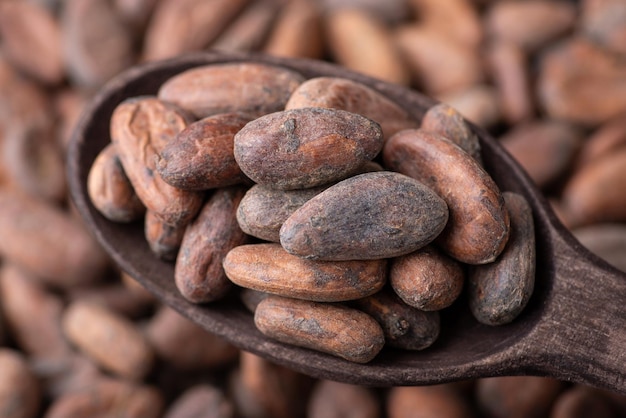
<box><xmin>67</xmin><ymin>51</ymin><xmax>626</xmax><ymax>394</ymax></box>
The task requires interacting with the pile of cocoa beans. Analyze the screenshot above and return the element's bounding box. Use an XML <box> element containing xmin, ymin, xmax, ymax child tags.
<box><xmin>2</xmin><ymin>0</ymin><xmax>626</xmax><ymax>416</ymax></box>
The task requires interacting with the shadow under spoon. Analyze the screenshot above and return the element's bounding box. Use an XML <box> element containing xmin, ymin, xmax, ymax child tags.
<box><xmin>67</xmin><ymin>50</ymin><xmax>626</xmax><ymax>394</ymax></box>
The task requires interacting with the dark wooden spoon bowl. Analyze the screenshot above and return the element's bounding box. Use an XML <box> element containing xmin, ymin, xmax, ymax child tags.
<box><xmin>67</xmin><ymin>51</ymin><xmax>626</xmax><ymax>394</ymax></box>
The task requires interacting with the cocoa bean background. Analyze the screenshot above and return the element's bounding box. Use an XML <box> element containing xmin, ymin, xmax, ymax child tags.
<box><xmin>2</xmin><ymin>0</ymin><xmax>626</xmax><ymax>416</ymax></box>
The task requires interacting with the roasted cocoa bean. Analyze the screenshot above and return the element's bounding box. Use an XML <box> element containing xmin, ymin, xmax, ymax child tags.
<box><xmin>390</xmin><ymin>245</ymin><xmax>465</xmax><ymax>311</ymax></box>
<box><xmin>175</xmin><ymin>187</ymin><xmax>248</xmax><ymax>303</ymax></box>
<box><xmin>158</xmin><ymin>63</ymin><xmax>305</xmax><ymax>119</ymax></box>
<box><xmin>468</xmin><ymin>192</ymin><xmax>536</xmax><ymax>326</ymax></box>
<box><xmin>234</xmin><ymin>107</ymin><xmax>383</xmax><ymax>190</ymax></box>
<box><xmin>285</xmin><ymin>76</ymin><xmax>419</xmax><ymax>141</ymax></box>
<box><xmin>255</xmin><ymin>295</ymin><xmax>385</xmax><ymax>363</ymax></box>
<box><xmin>144</xmin><ymin>209</ymin><xmax>186</xmax><ymax>261</ymax></box>
<box><xmin>156</xmin><ymin>112</ymin><xmax>252</xmax><ymax>191</ymax></box>
<box><xmin>384</xmin><ymin>129</ymin><xmax>510</xmax><ymax>264</ymax></box>
<box><xmin>280</xmin><ymin>171</ymin><xmax>449</xmax><ymax>261</ymax></box>
<box><xmin>224</xmin><ymin>243</ymin><xmax>387</xmax><ymax>302</ymax></box>
<box><xmin>164</xmin><ymin>384</ymin><xmax>235</xmax><ymax>418</ymax></box>
<box><xmin>88</xmin><ymin>143</ymin><xmax>145</xmax><ymax>223</ymax></box>
<box><xmin>387</xmin><ymin>384</ymin><xmax>475</xmax><ymax>418</ymax></box>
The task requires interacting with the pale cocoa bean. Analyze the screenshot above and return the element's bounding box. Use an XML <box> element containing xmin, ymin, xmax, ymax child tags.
<box><xmin>500</xmin><ymin>120</ymin><xmax>583</xmax><ymax>189</ymax></box>
<box><xmin>581</xmin><ymin>0</ymin><xmax>626</xmax><ymax>55</ymax></box>
<box><xmin>175</xmin><ymin>187</ymin><xmax>248</xmax><ymax>303</ymax></box>
<box><xmin>62</xmin><ymin>0</ymin><xmax>135</xmax><ymax>88</ymax></box>
<box><xmin>237</xmin><ymin>184</ymin><xmax>324</xmax><ymax>242</ymax></box>
<box><xmin>408</xmin><ymin>0</ymin><xmax>483</xmax><ymax>48</ymax></box>
<box><xmin>254</xmin><ymin>295</ymin><xmax>385</xmax><ymax>363</ymax></box>
<box><xmin>383</xmin><ymin>130</ymin><xmax>510</xmax><ymax>264</ymax></box>
<box><xmin>476</xmin><ymin>376</ymin><xmax>564</xmax><ymax>418</ymax></box>
<box><xmin>390</xmin><ymin>245</ymin><xmax>465</xmax><ymax>311</ymax></box>
<box><xmin>325</xmin><ymin>8</ymin><xmax>411</xmax><ymax>85</ymax></box>
<box><xmin>144</xmin><ymin>209</ymin><xmax>185</xmax><ymax>261</ymax></box>
<box><xmin>438</xmin><ymin>84</ymin><xmax>502</xmax><ymax>128</ymax></box>
<box><xmin>110</xmin><ymin>96</ymin><xmax>203</xmax><ymax>226</ymax></box>
<box><xmin>45</xmin><ymin>377</ymin><xmax>164</xmax><ymax>418</ymax></box>
<box><xmin>142</xmin><ymin>0</ymin><xmax>249</xmax><ymax>61</ymax></box>
<box><xmin>156</xmin><ymin>112</ymin><xmax>252</xmax><ymax>191</ymax></box>
<box><xmin>307</xmin><ymin>379</ymin><xmax>381</xmax><ymax>418</ymax></box>
<box><xmin>395</xmin><ymin>25</ymin><xmax>484</xmax><ymax>96</ymax></box>
<box><xmin>354</xmin><ymin>288</ymin><xmax>440</xmax><ymax>350</ymax></box>
<box><xmin>113</xmin><ymin>0</ymin><xmax>160</xmax><ymax>32</ymax></box>
<box><xmin>0</xmin><ymin>188</ymin><xmax>109</xmax><ymax>287</ymax></box>
<box><xmin>561</xmin><ymin>148</ymin><xmax>626</xmax><ymax>227</ymax></box>
<box><xmin>537</xmin><ymin>37</ymin><xmax>626</xmax><ymax>125</ymax></box>
<box><xmin>62</xmin><ymin>301</ymin><xmax>155</xmax><ymax>380</ymax></box>
<box><xmin>550</xmin><ymin>385</ymin><xmax>617</xmax><ymax>418</ymax></box>
<box><xmin>145</xmin><ymin>305</ymin><xmax>239</xmax><ymax>370</ymax></box>
<box><xmin>87</xmin><ymin>143</ymin><xmax>145</xmax><ymax>223</ymax></box>
<box><xmin>387</xmin><ymin>384</ymin><xmax>475</xmax><ymax>418</ymax></box>
<box><xmin>263</xmin><ymin>0</ymin><xmax>324</xmax><ymax>59</ymax></box>
<box><xmin>164</xmin><ymin>384</ymin><xmax>235</xmax><ymax>418</ymax></box>
<box><xmin>485</xmin><ymin>0</ymin><xmax>576</xmax><ymax>51</ymax></box>
<box><xmin>231</xmin><ymin>351</ymin><xmax>313</xmax><ymax>418</ymax></box>
<box><xmin>212</xmin><ymin>0</ymin><xmax>280</xmax><ymax>52</ymax></box>
<box><xmin>468</xmin><ymin>192</ymin><xmax>535</xmax><ymax>325</ymax></box>
<box><xmin>234</xmin><ymin>107</ymin><xmax>383</xmax><ymax>189</ymax></box>
<box><xmin>281</xmin><ymin>171</ymin><xmax>449</xmax><ymax>261</ymax></box>
<box><xmin>575</xmin><ymin>113</ymin><xmax>626</xmax><ymax>169</ymax></box>
<box><xmin>38</xmin><ymin>355</ymin><xmax>103</xmax><ymax>400</ymax></box>
<box><xmin>285</xmin><ymin>76</ymin><xmax>419</xmax><ymax>141</ymax></box>
<box><xmin>320</xmin><ymin>0</ymin><xmax>411</xmax><ymax>25</ymax></box>
<box><xmin>53</xmin><ymin>88</ymin><xmax>89</xmax><ymax>150</ymax></box>
<box><xmin>0</xmin><ymin>349</ymin><xmax>41</xmax><ymax>418</ymax></box>
<box><xmin>1</xmin><ymin>121</ymin><xmax>67</xmax><ymax>204</ymax></box>
<box><xmin>486</xmin><ymin>40</ymin><xmax>534</xmax><ymax>125</ymax></box>
<box><xmin>158</xmin><ymin>63</ymin><xmax>305</xmax><ymax>119</ymax></box>
<box><xmin>0</xmin><ymin>263</ymin><xmax>73</xmax><ymax>361</ymax></box>
<box><xmin>224</xmin><ymin>243</ymin><xmax>387</xmax><ymax>302</ymax></box>
<box><xmin>421</xmin><ymin>102</ymin><xmax>482</xmax><ymax>163</ymax></box>
<box><xmin>0</xmin><ymin>1</ymin><xmax>64</xmax><ymax>85</ymax></box>
<box><xmin>573</xmin><ymin>223</ymin><xmax>626</xmax><ymax>273</ymax></box>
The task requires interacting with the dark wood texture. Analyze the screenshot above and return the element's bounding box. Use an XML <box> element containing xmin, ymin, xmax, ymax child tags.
<box><xmin>67</xmin><ymin>51</ymin><xmax>626</xmax><ymax>394</ymax></box>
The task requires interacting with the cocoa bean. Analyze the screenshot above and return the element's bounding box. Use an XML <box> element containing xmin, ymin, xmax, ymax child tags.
<box><xmin>0</xmin><ymin>349</ymin><xmax>41</xmax><ymax>418</ymax></box>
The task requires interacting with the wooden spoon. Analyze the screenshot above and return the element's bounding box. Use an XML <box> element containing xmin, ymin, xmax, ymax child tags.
<box><xmin>67</xmin><ymin>51</ymin><xmax>626</xmax><ymax>394</ymax></box>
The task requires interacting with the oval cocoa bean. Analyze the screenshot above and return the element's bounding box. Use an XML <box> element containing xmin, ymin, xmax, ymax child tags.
<box><xmin>280</xmin><ymin>171</ymin><xmax>449</xmax><ymax>261</ymax></box>
<box><xmin>390</xmin><ymin>245</ymin><xmax>465</xmax><ymax>311</ymax></box>
<box><xmin>156</xmin><ymin>112</ymin><xmax>252</xmax><ymax>191</ymax></box>
<box><xmin>236</xmin><ymin>184</ymin><xmax>324</xmax><ymax>242</ymax></box>
<box><xmin>88</xmin><ymin>143</ymin><xmax>145</xmax><ymax>223</ymax></box>
<box><xmin>110</xmin><ymin>96</ymin><xmax>203</xmax><ymax>226</ymax></box>
<box><xmin>254</xmin><ymin>295</ymin><xmax>385</xmax><ymax>363</ymax></box>
<box><xmin>468</xmin><ymin>192</ymin><xmax>536</xmax><ymax>325</ymax></box>
<box><xmin>383</xmin><ymin>129</ymin><xmax>510</xmax><ymax>264</ymax></box>
<box><xmin>233</xmin><ymin>107</ymin><xmax>383</xmax><ymax>189</ymax></box>
<box><xmin>144</xmin><ymin>209</ymin><xmax>185</xmax><ymax>261</ymax></box>
<box><xmin>285</xmin><ymin>76</ymin><xmax>418</xmax><ymax>140</ymax></box>
<box><xmin>158</xmin><ymin>63</ymin><xmax>305</xmax><ymax>119</ymax></box>
<box><xmin>354</xmin><ymin>289</ymin><xmax>440</xmax><ymax>351</ymax></box>
<box><xmin>175</xmin><ymin>187</ymin><xmax>248</xmax><ymax>303</ymax></box>
<box><xmin>223</xmin><ymin>243</ymin><xmax>387</xmax><ymax>302</ymax></box>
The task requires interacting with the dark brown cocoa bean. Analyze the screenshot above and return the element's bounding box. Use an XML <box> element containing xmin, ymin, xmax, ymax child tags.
<box><xmin>224</xmin><ymin>243</ymin><xmax>387</xmax><ymax>302</ymax></box>
<box><xmin>354</xmin><ymin>288</ymin><xmax>440</xmax><ymax>350</ymax></box>
<box><xmin>236</xmin><ymin>184</ymin><xmax>325</xmax><ymax>242</ymax></box>
<box><xmin>468</xmin><ymin>192</ymin><xmax>535</xmax><ymax>326</ymax></box>
<box><xmin>281</xmin><ymin>170</ymin><xmax>448</xmax><ymax>261</ymax></box>
<box><xmin>255</xmin><ymin>295</ymin><xmax>385</xmax><ymax>363</ymax></box>
<box><xmin>158</xmin><ymin>63</ymin><xmax>305</xmax><ymax>119</ymax></box>
<box><xmin>285</xmin><ymin>76</ymin><xmax>419</xmax><ymax>141</ymax></box>
<box><xmin>175</xmin><ymin>187</ymin><xmax>248</xmax><ymax>303</ymax></box>
<box><xmin>234</xmin><ymin>107</ymin><xmax>383</xmax><ymax>189</ymax></box>
<box><xmin>421</xmin><ymin>102</ymin><xmax>482</xmax><ymax>163</ymax></box>
<box><xmin>110</xmin><ymin>96</ymin><xmax>203</xmax><ymax>226</ymax></box>
<box><xmin>390</xmin><ymin>245</ymin><xmax>465</xmax><ymax>311</ymax></box>
<box><xmin>383</xmin><ymin>129</ymin><xmax>510</xmax><ymax>264</ymax></box>
<box><xmin>88</xmin><ymin>143</ymin><xmax>145</xmax><ymax>223</ymax></box>
<box><xmin>156</xmin><ymin>112</ymin><xmax>252</xmax><ymax>191</ymax></box>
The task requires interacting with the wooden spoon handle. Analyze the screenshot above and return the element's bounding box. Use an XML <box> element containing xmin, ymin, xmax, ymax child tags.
<box><xmin>523</xmin><ymin>227</ymin><xmax>626</xmax><ymax>394</ymax></box>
